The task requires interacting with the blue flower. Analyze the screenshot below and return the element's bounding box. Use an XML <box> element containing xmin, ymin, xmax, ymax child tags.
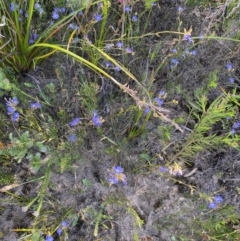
<box><xmin>233</xmin><ymin>121</ymin><xmax>240</xmax><ymax>129</ymax></box>
<box><xmin>159</xmin><ymin>90</ymin><xmax>165</xmax><ymax>96</ymax></box>
<box><xmin>61</xmin><ymin>7</ymin><xmax>66</xmax><ymax>13</ymax></box>
<box><xmin>10</xmin><ymin>2</ymin><xmax>18</xmax><ymax>11</ymax></box>
<box><xmin>104</xmin><ymin>44</ymin><xmax>113</xmax><ymax>50</ymax></box>
<box><xmin>116</xmin><ymin>42</ymin><xmax>123</xmax><ymax>48</ymax></box>
<box><xmin>177</xmin><ymin>6</ymin><xmax>183</xmax><ymax>13</ymax></box>
<box><xmin>159</xmin><ymin>166</ymin><xmax>168</xmax><ymax>172</ymax></box>
<box><xmin>34</xmin><ymin>3</ymin><xmax>41</xmax><ymax>10</ymax></box>
<box><xmin>30</xmin><ymin>102</ymin><xmax>42</xmax><ymax>110</ymax></box>
<box><xmin>208</xmin><ymin>202</ymin><xmax>217</xmax><ymax>209</ymax></box>
<box><xmin>199</xmin><ymin>33</ymin><xmax>204</xmax><ymax>40</ymax></box>
<box><xmin>124</xmin><ymin>6</ymin><xmax>131</xmax><ymax>12</ymax></box>
<box><xmin>68</xmin><ymin>134</ymin><xmax>77</xmax><ymax>142</ymax></box>
<box><xmin>183</xmin><ymin>34</ymin><xmax>192</xmax><ymax>43</ymax></box>
<box><xmin>191</xmin><ymin>50</ymin><xmax>197</xmax><ymax>56</ymax></box>
<box><xmin>45</xmin><ymin>235</ymin><xmax>54</xmax><ymax>241</ymax></box>
<box><xmin>62</xmin><ymin>220</ymin><xmax>67</xmax><ymax>227</ymax></box>
<box><xmin>7</xmin><ymin>106</ymin><xmax>16</xmax><ymax>115</ymax></box>
<box><xmin>11</xmin><ymin>97</ymin><xmax>19</xmax><ymax>105</ymax></box>
<box><xmin>57</xmin><ymin>228</ymin><xmax>62</xmax><ymax>236</ymax></box>
<box><xmin>155</xmin><ymin>97</ymin><xmax>164</xmax><ymax>106</ymax></box>
<box><xmin>229</xmin><ymin>77</ymin><xmax>234</xmax><ymax>83</ymax></box>
<box><xmin>11</xmin><ymin>112</ymin><xmax>20</xmax><ymax>122</ymax></box>
<box><xmin>69</xmin><ymin>118</ymin><xmax>80</xmax><ymax>127</ymax></box>
<box><xmin>170</xmin><ymin>58</ymin><xmax>179</xmax><ymax>66</ymax></box>
<box><xmin>227</xmin><ymin>63</ymin><xmax>233</xmax><ymax>71</ymax></box>
<box><xmin>108</xmin><ymin>173</ymin><xmax>119</xmax><ymax>185</ymax></box>
<box><xmin>132</xmin><ymin>15</ymin><xmax>138</xmax><ymax>22</ymax></box>
<box><xmin>69</xmin><ymin>23</ymin><xmax>79</xmax><ymax>30</ymax></box>
<box><xmin>113</xmin><ymin>166</ymin><xmax>124</xmax><ymax>174</ymax></box>
<box><xmin>144</xmin><ymin>107</ymin><xmax>150</xmax><ymax>115</ymax></box>
<box><xmin>104</xmin><ymin>61</ymin><xmax>112</xmax><ymax>68</ymax></box>
<box><xmin>214</xmin><ymin>195</ymin><xmax>223</xmax><ymax>204</ymax></box>
<box><xmin>115</xmin><ymin>66</ymin><xmax>121</xmax><ymax>72</ymax></box>
<box><xmin>151</xmin><ymin>2</ymin><xmax>157</xmax><ymax>6</ymax></box>
<box><xmin>125</xmin><ymin>47</ymin><xmax>132</xmax><ymax>54</ymax></box>
<box><xmin>172</xmin><ymin>48</ymin><xmax>177</xmax><ymax>54</ymax></box>
<box><xmin>52</xmin><ymin>11</ymin><xmax>59</xmax><ymax>20</ymax></box>
<box><xmin>92</xmin><ymin>111</ymin><xmax>102</xmax><ymax>127</ymax></box>
<box><xmin>94</xmin><ymin>14</ymin><xmax>102</xmax><ymax>22</ymax></box>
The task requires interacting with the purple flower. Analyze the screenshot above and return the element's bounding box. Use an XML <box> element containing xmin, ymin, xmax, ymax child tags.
<box><xmin>159</xmin><ymin>90</ymin><xmax>165</xmax><ymax>96</ymax></box>
<box><xmin>124</xmin><ymin>6</ymin><xmax>131</xmax><ymax>12</ymax></box>
<box><xmin>159</xmin><ymin>166</ymin><xmax>168</xmax><ymax>173</ymax></box>
<box><xmin>30</xmin><ymin>102</ymin><xmax>42</xmax><ymax>110</ymax></box>
<box><xmin>11</xmin><ymin>97</ymin><xmax>19</xmax><ymax>105</ymax></box>
<box><xmin>231</xmin><ymin>129</ymin><xmax>236</xmax><ymax>135</ymax></box>
<box><xmin>132</xmin><ymin>15</ymin><xmax>138</xmax><ymax>22</ymax></box>
<box><xmin>214</xmin><ymin>195</ymin><xmax>223</xmax><ymax>204</ymax></box>
<box><xmin>52</xmin><ymin>12</ymin><xmax>59</xmax><ymax>20</ymax></box>
<box><xmin>11</xmin><ymin>112</ymin><xmax>20</xmax><ymax>122</ymax></box>
<box><xmin>144</xmin><ymin>107</ymin><xmax>150</xmax><ymax>115</ymax></box>
<box><xmin>125</xmin><ymin>47</ymin><xmax>132</xmax><ymax>54</ymax></box>
<box><xmin>172</xmin><ymin>48</ymin><xmax>177</xmax><ymax>54</ymax></box>
<box><xmin>155</xmin><ymin>97</ymin><xmax>164</xmax><ymax>106</ymax></box>
<box><xmin>233</xmin><ymin>121</ymin><xmax>240</xmax><ymax>129</ymax></box>
<box><xmin>94</xmin><ymin>14</ymin><xmax>102</xmax><ymax>22</ymax></box>
<box><xmin>116</xmin><ymin>42</ymin><xmax>123</xmax><ymax>48</ymax></box>
<box><xmin>61</xmin><ymin>7</ymin><xmax>66</xmax><ymax>13</ymax></box>
<box><xmin>57</xmin><ymin>228</ymin><xmax>62</xmax><ymax>236</ymax></box>
<box><xmin>151</xmin><ymin>2</ymin><xmax>157</xmax><ymax>6</ymax></box>
<box><xmin>191</xmin><ymin>50</ymin><xmax>197</xmax><ymax>56</ymax></box>
<box><xmin>170</xmin><ymin>58</ymin><xmax>179</xmax><ymax>67</ymax></box>
<box><xmin>92</xmin><ymin>111</ymin><xmax>102</xmax><ymax>127</ymax></box>
<box><xmin>45</xmin><ymin>235</ymin><xmax>54</xmax><ymax>241</ymax></box>
<box><xmin>105</xmin><ymin>44</ymin><xmax>113</xmax><ymax>50</ymax></box>
<box><xmin>68</xmin><ymin>134</ymin><xmax>77</xmax><ymax>142</ymax></box>
<box><xmin>7</xmin><ymin>106</ymin><xmax>16</xmax><ymax>115</ymax></box>
<box><xmin>227</xmin><ymin>63</ymin><xmax>233</xmax><ymax>71</ymax></box>
<box><xmin>113</xmin><ymin>166</ymin><xmax>124</xmax><ymax>174</ymax></box>
<box><xmin>104</xmin><ymin>61</ymin><xmax>112</xmax><ymax>68</ymax></box>
<box><xmin>69</xmin><ymin>118</ymin><xmax>80</xmax><ymax>127</ymax></box>
<box><xmin>177</xmin><ymin>6</ymin><xmax>183</xmax><ymax>13</ymax></box>
<box><xmin>10</xmin><ymin>2</ymin><xmax>18</xmax><ymax>11</ymax></box>
<box><xmin>34</xmin><ymin>3</ymin><xmax>41</xmax><ymax>10</ymax></box>
<box><xmin>115</xmin><ymin>66</ymin><xmax>121</xmax><ymax>72</ymax></box>
<box><xmin>199</xmin><ymin>33</ymin><xmax>204</xmax><ymax>40</ymax></box>
<box><xmin>208</xmin><ymin>202</ymin><xmax>217</xmax><ymax>209</ymax></box>
<box><xmin>108</xmin><ymin>173</ymin><xmax>119</xmax><ymax>185</ymax></box>
<box><xmin>69</xmin><ymin>23</ymin><xmax>79</xmax><ymax>30</ymax></box>
<box><xmin>183</xmin><ymin>34</ymin><xmax>192</xmax><ymax>43</ymax></box>
<box><xmin>229</xmin><ymin>77</ymin><xmax>234</xmax><ymax>83</ymax></box>
<box><xmin>62</xmin><ymin>220</ymin><xmax>67</xmax><ymax>227</ymax></box>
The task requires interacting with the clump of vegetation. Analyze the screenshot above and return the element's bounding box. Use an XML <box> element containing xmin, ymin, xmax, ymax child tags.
<box><xmin>1</xmin><ymin>0</ymin><xmax>240</xmax><ymax>240</ymax></box>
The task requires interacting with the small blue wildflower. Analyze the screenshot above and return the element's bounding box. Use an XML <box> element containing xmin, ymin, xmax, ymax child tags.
<box><xmin>68</xmin><ymin>23</ymin><xmax>79</xmax><ymax>30</ymax></box>
<box><xmin>233</xmin><ymin>121</ymin><xmax>240</xmax><ymax>129</ymax></box>
<box><xmin>151</xmin><ymin>2</ymin><xmax>157</xmax><ymax>6</ymax></box>
<box><xmin>227</xmin><ymin>63</ymin><xmax>233</xmax><ymax>71</ymax></box>
<box><xmin>170</xmin><ymin>58</ymin><xmax>179</xmax><ymax>68</ymax></box>
<box><xmin>191</xmin><ymin>50</ymin><xmax>197</xmax><ymax>56</ymax></box>
<box><xmin>231</xmin><ymin>129</ymin><xmax>236</xmax><ymax>135</ymax></box>
<box><xmin>68</xmin><ymin>134</ymin><xmax>77</xmax><ymax>142</ymax></box>
<box><xmin>108</xmin><ymin>173</ymin><xmax>119</xmax><ymax>185</ymax></box>
<box><xmin>132</xmin><ymin>15</ymin><xmax>138</xmax><ymax>22</ymax></box>
<box><xmin>11</xmin><ymin>97</ymin><xmax>19</xmax><ymax>105</ymax></box>
<box><xmin>62</xmin><ymin>220</ymin><xmax>67</xmax><ymax>227</ymax></box>
<box><xmin>11</xmin><ymin>112</ymin><xmax>20</xmax><ymax>122</ymax></box>
<box><xmin>208</xmin><ymin>202</ymin><xmax>217</xmax><ymax>209</ymax></box>
<box><xmin>69</xmin><ymin>118</ymin><xmax>80</xmax><ymax>127</ymax></box>
<box><xmin>229</xmin><ymin>77</ymin><xmax>234</xmax><ymax>84</ymax></box>
<box><xmin>94</xmin><ymin>14</ymin><xmax>102</xmax><ymax>22</ymax></box>
<box><xmin>177</xmin><ymin>6</ymin><xmax>183</xmax><ymax>13</ymax></box>
<box><xmin>33</xmin><ymin>33</ymin><xmax>38</xmax><ymax>41</ymax></box>
<box><xmin>159</xmin><ymin>90</ymin><xmax>165</xmax><ymax>96</ymax></box>
<box><xmin>61</xmin><ymin>7</ymin><xmax>66</xmax><ymax>13</ymax></box>
<box><xmin>38</xmin><ymin>7</ymin><xmax>44</xmax><ymax>14</ymax></box>
<box><xmin>155</xmin><ymin>97</ymin><xmax>164</xmax><ymax>106</ymax></box>
<box><xmin>92</xmin><ymin>111</ymin><xmax>102</xmax><ymax>127</ymax></box>
<box><xmin>7</xmin><ymin>106</ymin><xmax>16</xmax><ymax>115</ymax></box>
<box><xmin>10</xmin><ymin>2</ymin><xmax>18</xmax><ymax>11</ymax></box>
<box><xmin>159</xmin><ymin>166</ymin><xmax>168</xmax><ymax>173</ymax></box>
<box><xmin>105</xmin><ymin>44</ymin><xmax>113</xmax><ymax>50</ymax></box>
<box><xmin>144</xmin><ymin>107</ymin><xmax>150</xmax><ymax>115</ymax></box>
<box><xmin>116</xmin><ymin>42</ymin><xmax>123</xmax><ymax>48</ymax></box>
<box><xmin>113</xmin><ymin>166</ymin><xmax>124</xmax><ymax>174</ymax></box>
<box><xmin>125</xmin><ymin>47</ymin><xmax>132</xmax><ymax>54</ymax></box>
<box><xmin>78</xmin><ymin>11</ymin><xmax>83</xmax><ymax>16</ymax></box>
<box><xmin>124</xmin><ymin>6</ymin><xmax>131</xmax><ymax>13</ymax></box>
<box><xmin>172</xmin><ymin>48</ymin><xmax>177</xmax><ymax>54</ymax></box>
<box><xmin>52</xmin><ymin>12</ymin><xmax>59</xmax><ymax>20</ymax></box>
<box><xmin>183</xmin><ymin>34</ymin><xmax>192</xmax><ymax>43</ymax></box>
<box><xmin>104</xmin><ymin>61</ymin><xmax>112</xmax><ymax>68</ymax></box>
<box><xmin>45</xmin><ymin>235</ymin><xmax>54</xmax><ymax>241</ymax></box>
<box><xmin>214</xmin><ymin>195</ymin><xmax>223</xmax><ymax>204</ymax></box>
<box><xmin>115</xmin><ymin>66</ymin><xmax>121</xmax><ymax>72</ymax></box>
<box><xmin>199</xmin><ymin>33</ymin><xmax>204</xmax><ymax>40</ymax></box>
<box><xmin>57</xmin><ymin>228</ymin><xmax>62</xmax><ymax>236</ymax></box>
<box><xmin>34</xmin><ymin>3</ymin><xmax>41</xmax><ymax>10</ymax></box>
<box><xmin>30</xmin><ymin>102</ymin><xmax>42</xmax><ymax>110</ymax></box>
